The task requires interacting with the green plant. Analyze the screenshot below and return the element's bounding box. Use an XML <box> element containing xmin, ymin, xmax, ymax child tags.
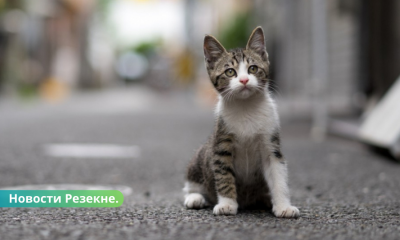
<box><xmin>218</xmin><ymin>13</ymin><xmax>254</xmax><ymax>49</ymax></box>
<box><xmin>132</xmin><ymin>38</ymin><xmax>161</xmax><ymax>56</ymax></box>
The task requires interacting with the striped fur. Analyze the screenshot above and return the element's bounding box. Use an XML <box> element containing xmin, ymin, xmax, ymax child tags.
<box><xmin>184</xmin><ymin>27</ymin><xmax>299</xmax><ymax>218</ymax></box>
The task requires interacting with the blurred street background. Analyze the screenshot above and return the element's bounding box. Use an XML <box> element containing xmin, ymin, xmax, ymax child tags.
<box><xmin>0</xmin><ymin>0</ymin><xmax>400</xmax><ymax>239</ymax></box>
<box><xmin>1</xmin><ymin>0</ymin><xmax>399</xmax><ymax>113</ymax></box>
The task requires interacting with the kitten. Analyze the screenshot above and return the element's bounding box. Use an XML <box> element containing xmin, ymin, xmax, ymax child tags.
<box><xmin>183</xmin><ymin>27</ymin><xmax>299</xmax><ymax>218</ymax></box>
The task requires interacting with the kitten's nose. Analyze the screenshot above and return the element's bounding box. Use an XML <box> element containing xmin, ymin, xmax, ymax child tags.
<box><xmin>239</xmin><ymin>78</ymin><xmax>249</xmax><ymax>85</ymax></box>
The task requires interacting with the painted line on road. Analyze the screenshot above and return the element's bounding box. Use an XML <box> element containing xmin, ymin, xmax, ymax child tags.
<box><xmin>43</xmin><ymin>144</ymin><xmax>141</xmax><ymax>158</ymax></box>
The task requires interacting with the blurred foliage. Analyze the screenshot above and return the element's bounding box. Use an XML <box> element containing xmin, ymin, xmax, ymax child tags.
<box><xmin>97</xmin><ymin>0</ymin><xmax>112</xmax><ymax>18</ymax></box>
<box><xmin>218</xmin><ymin>13</ymin><xmax>254</xmax><ymax>50</ymax></box>
<box><xmin>0</xmin><ymin>0</ymin><xmax>23</xmax><ymax>14</ymax></box>
<box><xmin>0</xmin><ymin>0</ymin><xmax>4</xmax><ymax>15</ymax></box>
<box><xmin>132</xmin><ymin>38</ymin><xmax>161</xmax><ymax>56</ymax></box>
<box><xmin>17</xmin><ymin>83</ymin><xmax>38</xmax><ymax>99</ymax></box>
<box><xmin>0</xmin><ymin>0</ymin><xmax>9</xmax><ymax>15</ymax></box>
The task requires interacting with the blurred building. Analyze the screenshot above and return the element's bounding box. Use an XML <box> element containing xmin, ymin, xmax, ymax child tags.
<box><xmin>253</xmin><ymin>0</ymin><xmax>400</xmax><ymax>118</ymax></box>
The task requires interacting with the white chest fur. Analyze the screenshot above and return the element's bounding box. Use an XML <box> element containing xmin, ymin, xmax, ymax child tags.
<box><xmin>232</xmin><ymin>135</ymin><xmax>263</xmax><ymax>183</ymax></box>
<box><xmin>216</xmin><ymin>93</ymin><xmax>279</xmax><ymax>139</ymax></box>
<box><xmin>215</xmin><ymin>93</ymin><xmax>280</xmax><ymax>183</ymax></box>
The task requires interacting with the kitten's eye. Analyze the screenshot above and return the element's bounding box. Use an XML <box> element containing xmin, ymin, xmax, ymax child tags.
<box><xmin>248</xmin><ymin>65</ymin><xmax>258</xmax><ymax>74</ymax></box>
<box><xmin>225</xmin><ymin>68</ymin><xmax>236</xmax><ymax>77</ymax></box>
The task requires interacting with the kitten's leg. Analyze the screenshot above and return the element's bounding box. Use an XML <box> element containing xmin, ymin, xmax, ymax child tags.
<box><xmin>184</xmin><ymin>147</ymin><xmax>208</xmax><ymax>209</ymax></box>
<box><xmin>212</xmin><ymin>156</ymin><xmax>238</xmax><ymax>215</ymax></box>
<box><xmin>263</xmin><ymin>133</ymin><xmax>299</xmax><ymax>218</ymax></box>
<box><xmin>183</xmin><ymin>181</ymin><xmax>207</xmax><ymax>209</ymax></box>
<box><xmin>211</xmin><ymin>128</ymin><xmax>238</xmax><ymax>215</ymax></box>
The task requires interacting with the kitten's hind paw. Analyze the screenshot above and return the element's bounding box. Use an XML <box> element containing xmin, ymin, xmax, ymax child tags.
<box><xmin>184</xmin><ymin>193</ymin><xmax>207</xmax><ymax>209</ymax></box>
<box><xmin>273</xmin><ymin>205</ymin><xmax>300</xmax><ymax>218</ymax></box>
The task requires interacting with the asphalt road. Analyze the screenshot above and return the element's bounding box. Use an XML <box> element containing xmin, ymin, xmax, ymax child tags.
<box><xmin>0</xmin><ymin>87</ymin><xmax>399</xmax><ymax>240</ymax></box>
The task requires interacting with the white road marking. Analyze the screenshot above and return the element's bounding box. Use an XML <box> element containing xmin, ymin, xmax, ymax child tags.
<box><xmin>43</xmin><ymin>144</ymin><xmax>140</xmax><ymax>158</ymax></box>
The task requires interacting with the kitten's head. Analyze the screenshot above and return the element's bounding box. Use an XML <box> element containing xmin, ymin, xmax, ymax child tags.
<box><xmin>203</xmin><ymin>26</ymin><xmax>270</xmax><ymax>100</ymax></box>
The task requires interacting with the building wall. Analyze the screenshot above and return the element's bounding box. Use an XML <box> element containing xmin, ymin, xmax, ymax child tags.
<box><xmin>257</xmin><ymin>0</ymin><xmax>361</xmax><ymax>116</ymax></box>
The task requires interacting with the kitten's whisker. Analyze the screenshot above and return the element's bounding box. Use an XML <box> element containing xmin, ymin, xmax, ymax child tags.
<box><xmin>225</xmin><ymin>90</ymin><xmax>236</xmax><ymax>103</ymax></box>
<box><xmin>267</xmin><ymin>79</ymin><xmax>283</xmax><ymax>98</ymax></box>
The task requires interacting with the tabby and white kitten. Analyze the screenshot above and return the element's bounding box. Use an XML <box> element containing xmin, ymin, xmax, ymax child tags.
<box><xmin>183</xmin><ymin>27</ymin><xmax>299</xmax><ymax>218</ymax></box>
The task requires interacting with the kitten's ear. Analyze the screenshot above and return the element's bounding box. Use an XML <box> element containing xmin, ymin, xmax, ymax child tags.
<box><xmin>246</xmin><ymin>26</ymin><xmax>268</xmax><ymax>61</ymax></box>
<box><xmin>204</xmin><ymin>35</ymin><xmax>227</xmax><ymax>68</ymax></box>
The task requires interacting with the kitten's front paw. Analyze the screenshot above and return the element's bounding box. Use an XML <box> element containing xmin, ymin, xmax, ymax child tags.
<box><xmin>273</xmin><ymin>205</ymin><xmax>300</xmax><ymax>218</ymax></box>
<box><xmin>184</xmin><ymin>193</ymin><xmax>207</xmax><ymax>209</ymax></box>
<box><xmin>213</xmin><ymin>197</ymin><xmax>238</xmax><ymax>215</ymax></box>
<box><xmin>213</xmin><ymin>203</ymin><xmax>238</xmax><ymax>215</ymax></box>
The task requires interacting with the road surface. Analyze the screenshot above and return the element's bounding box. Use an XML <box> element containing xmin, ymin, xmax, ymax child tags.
<box><xmin>0</xmin><ymin>87</ymin><xmax>399</xmax><ymax>240</ymax></box>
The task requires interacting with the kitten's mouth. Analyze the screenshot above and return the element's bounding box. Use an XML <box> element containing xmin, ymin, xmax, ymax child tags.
<box><xmin>239</xmin><ymin>86</ymin><xmax>250</xmax><ymax>92</ymax></box>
